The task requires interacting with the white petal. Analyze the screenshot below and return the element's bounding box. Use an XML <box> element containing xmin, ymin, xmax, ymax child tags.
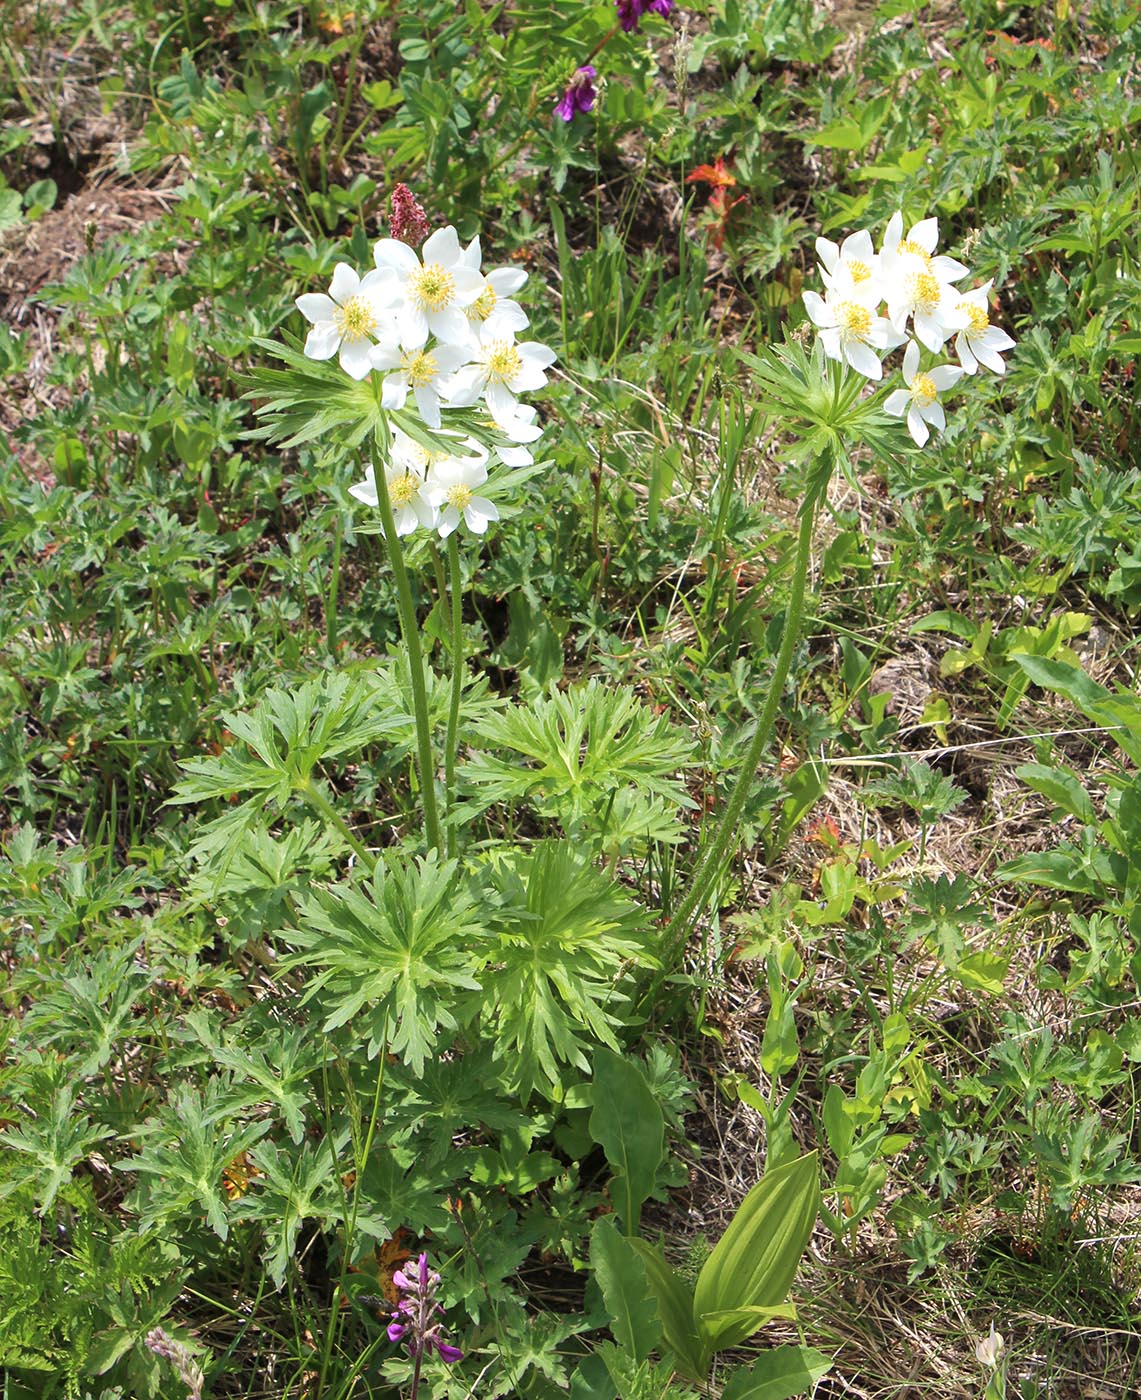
<box><xmin>955</xmin><ymin>332</ymin><xmax>979</xmax><ymax>374</ymax></box>
<box><xmin>508</xmin><ymin>360</ymin><xmax>549</xmax><ymax>393</ymax></box>
<box><xmin>296</xmin><ymin>292</ymin><xmax>336</xmax><ymax>324</ymax></box>
<box><xmin>984</xmin><ymin>327</ymin><xmax>1016</xmax><ymax>352</ymax></box>
<box><xmin>397</xmin><ymin>305</ymin><xmax>430</xmax><ymax>350</ymax></box>
<box><xmin>972</xmin><ymin>342</ymin><xmax>1008</xmax><ymax>374</ymax></box>
<box><xmin>329</xmin><ymin>263</ymin><xmax>361</xmax><ymax>304</ymax></box>
<box><xmin>496</xmin><ymin>442</ymin><xmax>533</xmax><ymax>466</ymax></box>
<box><xmin>906</xmin><ymin>404</ymin><xmax>930</xmax><ymax>446</ymax></box>
<box><xmin>815</xmin><ymin>237</ymin><xmax>840</xmax><ymax>274</ymax></box>
<box><xmin>428</xmin><ymin>305</ymin><xmax>476</xmax><ymax>346</ymax></box>
<box><xmin>359</xmin><ymin>267</ymin><xmax>401</xmax><ymax>304</ymax></box>
<box><xmin>518</xmin><ymin>341</ymin><xmax>558</xmax><ymax>369</ymax></box>
<box><xmin>802</xmin><ymin>290</ymin><xmax>831</xmax><ymax>328</ymax></box>
<box><xmin>368</xmin><ymin>337</ymin><xmax>403</xmax><ymax>372</ymax></box>
<box><xmin>339</xmin><ymin>338</ymin><xmax>374</xmax><ymax>380</ymax></box>
<box><xmin>437</xmin><ymin>505</ymin><xmax>460</xmax><ymax>538</ymax></box>
<box><xmin>884</xmin><ymin>389</ymin><xmax>910</xmax><ymax>416</ymax></box>
<box><xmin>373</xmin><ymin>239</ymin><xmax>420</xmax><ymax>276</ymax></box>
<box><xmin>382</xmin><ymin>374</ymin><xmax>408</xmax><ymax>409</ymax></box>
<box><xmin>422</xmin><ymin>226</ymin><xmax>462</xmax><ymax>267</ymax></box>
<box><xmin>449</xmin><ymin>267</ymin><xmax>486</xmax><ymax>305</ymax></box>
<box><xmin>485</xmin><ymin>381</ymin><xmax>519</xmax><ymax>424</ymax></box>
<box><xmin>488</xmin><ymin>267</ymin><xmax>527</xmax><ymax>296</ymax></box>
<box><xmin>304</xmin><ymin>323</ymin><xmax>340</xmax><ymax>360</ymax></box>
<box><xmin>484</xmin><ymin>303</ymin><xmax>529</xmax><ymax>337</ymax></box>
<box><xmin>348</xmin><ymin>469</ymin><xmax>379</xmax><ymax>506</ymax></box>
<box><xmin>882</xmin><ymin>211</ymin><xmax>903</xmax><ymax>253</ymax></box>
<box><xmin>913</xmin><ymin>314</ymin><xmax>947</xmax><ymax>353</ymax></box>
<box><xmin>461</xmin><ymin>234</ymin><xmax>482</xmax><ymax>270</ymax></box>
<box><xmin>414</xmin><ymin>383</ymin><xmax>442</xmax><ymax>429</ymax></box>
<box><xmin>845</xmin><ymin>339</ymin><xmax>883</xmax><ymax>380</ymax></box>
<box><xmin>930</xmin><ymin>255</ymin><xmax>968</xmax><ymax>283</ymax></box>
<box><xmin>909</xmin><ymin>217</ymin><xmax>938</xmax><ymax>253</ymax></box>
<box><xmin>929</xmin><ymin>364</ymin><xmax>964</xmax><ymax>391</ymax></box>
<box><xmin>842</xmin><ymin>229</ymin><xmax>875</xmax><ymax>263</ymax></box>
<box><xmin>923</xmin><ymin>400</ymin><xmax>946</xmax><ymax>433</ymax></box>
<box><xmin>464</xmin><ymin>496</ymin><xmax>498</xmax><ymax>533</ymax></box>
<box><xmin>394</xmin><ymin>503</ymin><xmax>419</xmax><ymax>536</ymax></box>
<box><xmin>444</xmin><ymin>366</ymin><xmax>487</xmax><ymax>405</ymax></box>
<box><xmin>820</xmin><ymin>328</ymin><xmax>842</xmax><ymax>361</ymax></box>
<box><xmin>902</xmin><ymin>339</ymin><xmax>920</xmax><ymax>382</ymax></box>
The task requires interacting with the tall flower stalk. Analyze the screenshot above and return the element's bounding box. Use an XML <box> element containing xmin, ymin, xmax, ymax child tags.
<box><xmin>663</xmin><ymin>495</ymin><xmax>819</xmax><ymax>954</ymax></box>
<box><xmin>444</xmin><ymin>534</ymin><xmax>465</xmax><ymax>857</ymax></box>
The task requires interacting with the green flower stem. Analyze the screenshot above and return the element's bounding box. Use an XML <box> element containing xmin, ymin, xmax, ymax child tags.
<box><xmin>444</xmin><ymin>534</ymin><xmax>464</xmax><ymax>858</ymax></box>
<box><xmin>369</xmin><ymin>436</ymin><xmax>443</xmax><ymax>855</ymax></box>
<box><xmin>298</xmin><ymin>779</ymin><xmax>374</xmax><ymax>868</ymax></box>
<box><xmin>663</xmin><ymin>498</ymin><xmax>818</xmax><ymax>954</ymax></box>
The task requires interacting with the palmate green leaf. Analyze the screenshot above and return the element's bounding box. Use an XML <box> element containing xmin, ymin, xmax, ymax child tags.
<box><xmin>694</xmin><ymin>1152</ymin><xmax>818</xmax><ymax>1365</ymax></box>
<box><xmin>0</xmin><ymin>1085</ymin><xmax>114</xmax><ymax>1215</ymax></box>
<box><xmin>285</xmin><ymin>851</ymin><xmax>485</xmax><ymax>1074</ymax></box>
<box><xmin>243</xmin><ymin>335</ymin><xmax>388</xmax><ymax>449</ymax></box>
<box><xmin>588</xmin><ymin>1049</ymin><xmax>665</xmax><ymax>1235</ymax></box>
<box><xmin>236</xmin><ymin>1134</ymin><xmax>350</xmax><ymax>1288</ymax></box>
<box><xmin>483</xmin><ymin>842</ymin><xmax>653</xmax><ymax>1099</ymax></box>
<box><xmin>589</xmin><ymin>1219</ymin><xmax>662</xmax><ymax>1364</ymax></box>
<box><xmin>464</xmin><ymin>680</ymin><xmax>694</xmax><ymax>843</ymax></box>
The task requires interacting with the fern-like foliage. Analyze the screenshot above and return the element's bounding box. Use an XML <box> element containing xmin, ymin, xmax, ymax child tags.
<box><xmin>483</xmin><ymin>842</ymin><xmax>653</xmax><ymax>1100</ymax></box>
<box><xmin>284</xmin><ymin>851</ymin><xmax>486</xmax><ymax>1074</ymax></box>
<box><xmin>463</xmin><ymin>680</ymin><xmax>694</xmax><ymax>853</ymax></box>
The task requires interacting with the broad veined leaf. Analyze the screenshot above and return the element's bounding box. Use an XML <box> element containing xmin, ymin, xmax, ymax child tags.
<box><xmin>589</xmin><ymin>1218</ymin><xmax>662</xmax><ymax>1363</ymax></box>
<box><xmin>693</xmin><ymin>1152</ymin><xmax>818</xmax><ymax>1361</ymax></box>
<box><xmin>588</xmin><ymin>1048</ymin><xmax>665</xmax><ymax>1235</ymax></box>
<box><xmin>623</xmin><ymin>1238</ymin><xmax>703</xmax><ymax>1381</ymax></box>
<box><xmin>720</xmin><ymin>1345</ymin><xmax>835</xmax><ymax>1400</ymax></box>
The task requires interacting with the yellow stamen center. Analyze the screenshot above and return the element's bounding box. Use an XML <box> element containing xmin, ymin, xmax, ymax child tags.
<box><xmin>401</xmin><ymin>350</ymin><xmax>438</xmax><ymax>387</ymax></box>
<box><xmin>907</xmin><ymin>271</ymin><xmax>941</xmax><ymax>316</ymax></box>
<box><xmin>410</xmin><ymin>263</ymin><xmax>455</xmax><ymax>312</ymax></box>
<box><xmin>836</xmin><ymin>301</ymin><xmax>872</xmax><ymax>339</ymax></box>
<box><xmin>389</xmin><ymin>471</ymin><xmax>419</xmax><ymax>507</ymax></box>
<box><xmin>333</xmin><ymin>294</ymin><xmax>376</xmax><ymax>343</ymax></box>
<box><xmin>911</xmin><ymin>373</ymin><xmax>937</xmax><ymax>407</ymax></box>
<box><xmin>483</xmin><ymin>340</ymin><xmax>522</xmax><ymax>383</ymax></box>
<box><xmin>897</xmin><ymin>238</ymin><xmax>933</xmax><ymax>270</ymax></box>
<box><xmin>446</xmin><ymin>483</ymin><xmax>474</xmax><ymax>511</ymax></box>
<box><xmin>962</xmin><ymin>302</ymin><xmax>989</xmax><ymax>334</ymax></box>
<box><xmin>847</xmin><ymin>259</ymin><xmax>871</xmax><ymax>283</ymax></box>
<box><xmin>469</xmin><ymin>284</ymin><xmax>498</xmax><ymax>321</ymax></box>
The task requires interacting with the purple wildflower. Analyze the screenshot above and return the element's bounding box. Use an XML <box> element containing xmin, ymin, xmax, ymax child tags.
<box><xmin>388</xmin><ymin>1253</ymin><xmax>463</xmax><ymax>1378</ymax></box>
<box><xmin>616</xmin><ymin>0</ymin><xmax>673</xmax><ymax>32</ymax></box>
<box><xmin>554</xmin><ymin>65</ymin><xmax>597</xmax><ymax>122</ymax></box>
<box><xmin>145</xmin><ymin>1327</ymin><xmax>204</xmax><ymax>1400</ymax></box>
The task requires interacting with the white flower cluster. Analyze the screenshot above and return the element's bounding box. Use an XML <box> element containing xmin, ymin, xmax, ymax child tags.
<box><xmin>295</xmin><ymin>225</ymin><xmax>557</xmax><ymax>537</ymax></box>
<box><xmin>803</xmin><ymin>213</ymin><xmax>1016</xmax><ymax>447</ymax></box>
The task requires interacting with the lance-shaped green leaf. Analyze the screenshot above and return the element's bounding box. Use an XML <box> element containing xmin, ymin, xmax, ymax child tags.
<box><xmin>588</xmin><ymin>1047</ymin><xmax>665</xmax><ymax>1235</ymax></box>
<box><xmin>694</xmin><ymin>1152</ymin><xmax>818</xmax><ymax>1359</ymax></box>
<box><xmin>623</xmin><ymin>1238</ymin><xmax>704</xmax><ymax>1381</ymax></box>
<box><xmin>590</xmin><ymin>1218</ymin><xmax>661</xmax><ymax>1364</ymax></box>
<box><xmin>697</xmin><ymin>1304</ymin><xmax>798</xmax><ymax>1356</ymax></box>
<box><xmin>721</xmin><ymin>1345</ymin><xmax>834</xmax><ymax>1400</ymax></box>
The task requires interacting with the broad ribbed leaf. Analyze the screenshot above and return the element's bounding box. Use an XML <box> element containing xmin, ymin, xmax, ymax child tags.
<box><xmin>694</xmin><ymin>1152</ymin><xmax>818</xmax><ymax>1345</ymax></box>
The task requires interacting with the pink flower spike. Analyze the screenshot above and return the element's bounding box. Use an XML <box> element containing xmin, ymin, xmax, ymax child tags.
<box><xmin>389</xmin><ymin>184</ymin><xmax>430</xmax><ymax>247</ymax></box>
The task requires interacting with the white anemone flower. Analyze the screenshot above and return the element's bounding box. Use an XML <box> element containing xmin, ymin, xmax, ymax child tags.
<box><xmin>884</xmin><ymin>340</ymin><xmax>964</xmax><ymax>447</ymax></box>
<box><xmin>460</xmin><ymin>235</ymin><xmax>530</xmax><ymax>337</ymax></box>
<box><xmin>445</xmin><ymin>325</ymin><xmax>557</xmax><ymax>429</ymax></box>
<box><xmin>816</xmin><ymin>229</ymin><xmax>882</xmax><ymax>304</ymax></box>
<box><xmin>295</xmin><ymin>263</ymin><xmax>398</xmax><ymax>380</ymax></box>
<box><xmin>952</xmin><ymin>281</ymin><xmax>1016</xmax><ymax>375</ymax></box>
<box><xmin>422</xmin><ymin>450</ymin><xmax>498</xmax><ymax>537</ymax></box>
<box><xmin>368</xmin><ymin>340</ymin><xmax>472</xmax><ymax>431</ymax></box>
<box><xmin>372</xmin><ymin>226</ymin><xmax>485</xmax><ymax>350</ymax></box>
<box><xmin>492</xmin><ymin>404</ymin><xmax>541</xmax><ymax>465</ymax></box>
<box><xmin>348</xmin><ymin>439</ymin><xmax>438</xmax><ymax>537</ymax></box>
<box><xmin>881</xmin><ymin>212</ymin><xmax>971</xmax><ymax>351</ymax></box>
<box><xmin>802</xmin><ymin>289</ymin><xmax>903</xmax><ymax>380</ymax></box>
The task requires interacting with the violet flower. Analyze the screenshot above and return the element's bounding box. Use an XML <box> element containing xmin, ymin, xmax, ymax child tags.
<box><xmin>554</xmin><ymin>65</ymin><xmax>597</xmax><ymax>122</ymax></box>
<box><xmin>616</xmin><ymin>0</ymin><xmax>673</xmax><ymax>32</ymax></box>
<box><xmin>388</xmin><ymin>1253</ymin><xmax>464</xmax><ymax>1379</ymax></box>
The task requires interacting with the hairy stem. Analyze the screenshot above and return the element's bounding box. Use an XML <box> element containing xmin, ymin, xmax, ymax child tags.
<box><xmin>369</xmin><ymin>436</ymin><xmax>443</xmax><ymax>854</ymax></box>
<box><xmin>663</xmin><ymin>498</ymin><xmax>817</xmax><ymax>954</ymax></box>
